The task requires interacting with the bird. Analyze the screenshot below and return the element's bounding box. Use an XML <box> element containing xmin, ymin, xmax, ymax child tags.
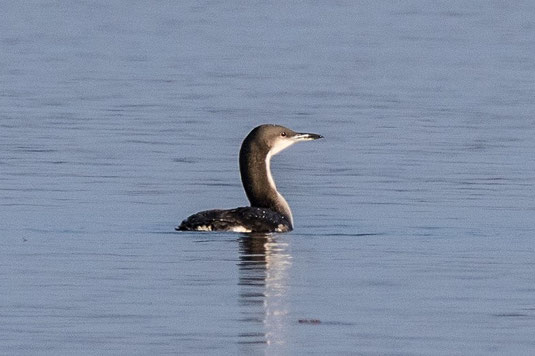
<box><xmin>176</xmin><ymin>124</ymin><xmax>322</xmax><ymax>233</ymax></box>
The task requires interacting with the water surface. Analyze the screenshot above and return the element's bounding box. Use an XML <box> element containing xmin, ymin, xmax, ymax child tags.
<box><xmin>1</xmin><ymin>1</ymin><xmax>535</xmax><ymax>354</ymax></box>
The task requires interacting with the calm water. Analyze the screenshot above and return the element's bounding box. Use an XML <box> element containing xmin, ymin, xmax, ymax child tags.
<box><xmin>2</xmin><ymin>1</ymin><xmax>535</xmax><ymax>354</ymax></box>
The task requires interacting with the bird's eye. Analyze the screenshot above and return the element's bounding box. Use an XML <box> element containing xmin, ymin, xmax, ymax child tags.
<box><xmin>281</xmin><ymin>132</ymin><xmax>287</xmax><ymax>137</ymax></box>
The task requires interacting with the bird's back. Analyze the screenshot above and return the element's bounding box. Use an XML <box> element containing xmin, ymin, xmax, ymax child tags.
<box><xmin>176</xmin><ymin>206</ymin><xmax>292</xmax><ymax>233</ymax></box>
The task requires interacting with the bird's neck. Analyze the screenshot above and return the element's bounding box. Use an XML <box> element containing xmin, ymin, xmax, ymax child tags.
<box><xmin>239</xmin><ymin>142</ymin><xmax>293</xmax><ymax>226</ymax></box>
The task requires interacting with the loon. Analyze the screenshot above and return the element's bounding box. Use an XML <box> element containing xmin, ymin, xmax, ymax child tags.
<box><xmin>176</xmin><ymin>124</ymin><xmax>323</xmax><ymax>233</ymax></box>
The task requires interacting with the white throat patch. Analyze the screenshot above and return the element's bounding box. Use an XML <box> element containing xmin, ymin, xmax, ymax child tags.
<box><xmin>265</xmin><ymin>137</ymin><xmax>295</xmax><ymax>225</ymax></box>
<box><xmin>269</xmin><ymin>137</ymin><xmax>297</xmax><ymax>156</ymax></box>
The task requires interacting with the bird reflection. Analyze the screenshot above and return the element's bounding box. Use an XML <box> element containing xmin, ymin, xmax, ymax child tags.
<box><xmin>238</xmin><ymin>233</ymin><xmax>291</xmax><ymax>351</ymax></box>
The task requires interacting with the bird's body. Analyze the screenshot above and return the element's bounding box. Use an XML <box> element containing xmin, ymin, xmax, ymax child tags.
<box><xmin>177</xmin><ymin>206</ymin><xmax>291</xmax><ymax>233</ymax></box>
<box><xmin>177</xmin><ymin>124</ymin><xmax>322</xmax><ymax>233</ymax></box>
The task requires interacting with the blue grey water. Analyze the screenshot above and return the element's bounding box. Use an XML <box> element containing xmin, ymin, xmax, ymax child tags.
<box><xmin>1</xmin><ymin>1</ymin><xmax>535</xmax><ymax>354</ymax></box>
